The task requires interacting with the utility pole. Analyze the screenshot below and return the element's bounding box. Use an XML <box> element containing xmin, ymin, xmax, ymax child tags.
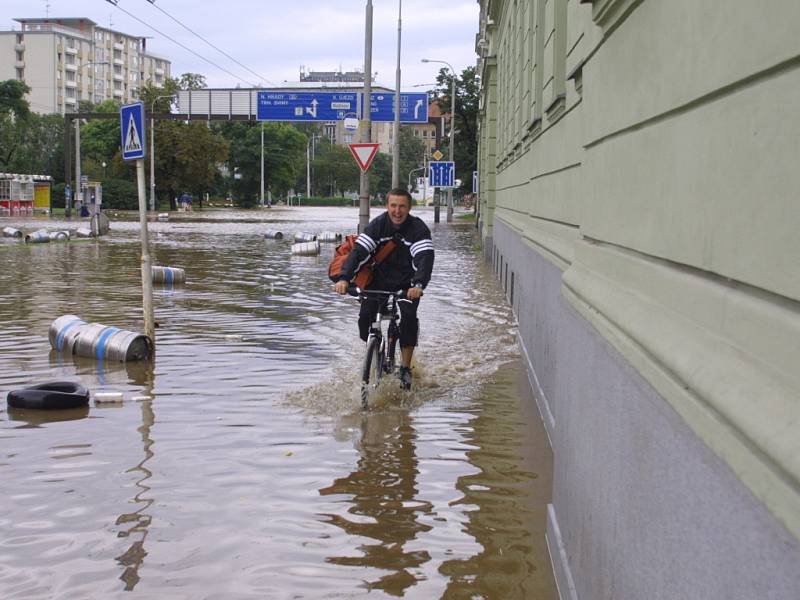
<box><xmin>391</xmin><ymin>0</ymin><xmax>402</xmax><ymax>189</ymax></box>
<box><xmin>260</xmin><ymin>123</ymin><xmax>265</xmax><ymax>206</ymax></box>
<box><xmin>359</xmin><ymin>0</ymin><xmax>373</xmax><ymax>232</ymax></box>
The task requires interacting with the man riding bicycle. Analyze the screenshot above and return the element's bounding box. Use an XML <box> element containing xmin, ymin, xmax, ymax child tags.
<box><xmin>333</xmin><ymin>188</ymin><xmax>434</xmax><ymax>390</ymax></box>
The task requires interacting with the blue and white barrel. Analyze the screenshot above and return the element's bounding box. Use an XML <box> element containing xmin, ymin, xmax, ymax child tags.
<box><xmin>49</xmin><ymin>315</ymin><xmax>88</xmax><ymax>354</ymax></box>
<box><xmin>2</xmin><ymin>227</ymin><xmax>22</xmax><ymax>238</ymax></box>
<box><xmin>293</xmin><ymin>232</ymin><xmax>317</xmax><ymax>243</ymax></box>
<box><xmin>49</xmin><ymin>315</ymin><xmax>152</xmax><ymax>362</ymax></box>
<box><xmin>157</xmin><ymin>213</ymin><xmax>169</xmax><ymax>221</ymax></box>
<box><xmin>264</xmin><ymin>229</ymin><xmax>284</xmax><ymax>240</ymax></box>
<box><xmin>291</xmin><ymin>240</ymin><xmax>320</xmax><ymax>256</ymax></box>
<box><xmin>318</xmin><ymin>231</ymin><xmax>342</xmax><ymax>243</ymax></box>
<box><xmin>25</xmin><ymin>230</ymin><xmax>50</xmax><ymax>244</ymax></box>
<box><xmin>49</xmin><ymin>230</ymin><xmax>70</xmax><ymax>242</ymax></box>
<box><xmin>75</xmin><ymin>228</ymin><xmax>94</xmax><ymax>238</ymax></box>
<box><xmin>152</xmin><ymin>265</ymin><xmax>186</xmax><ymax>284</ymax></box>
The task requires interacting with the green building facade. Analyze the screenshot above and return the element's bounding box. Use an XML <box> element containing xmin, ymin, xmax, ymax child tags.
<box><xmin>476</xmin><ymin>1</ymin><xmax>800</xmax><ymax>597</ymax></box>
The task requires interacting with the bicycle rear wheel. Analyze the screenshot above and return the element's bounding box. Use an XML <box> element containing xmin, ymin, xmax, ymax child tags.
<box><xmin>361</xmin><ymin>336</ymin><xmax>384</xmax><ymax>409</ymax></box>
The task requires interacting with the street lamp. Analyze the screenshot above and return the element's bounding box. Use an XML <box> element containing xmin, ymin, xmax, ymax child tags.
<box><xmin>102</xmin><ymin>161</ymin><xmax>107</xmax><ymax>180</ymax></box>
<box><xmin>407</xmin><ymin>165</ymin><xmax>424</xmax><ymax>193</ymax></box>
<box><xmin>421</xmin><ymin>58</ymin><xmax>456</xmax><ymax>222</ymax></box>
<box><xmin>69</xmin><ymin>60</ymin><xmax>109</xmax><ymax>217</ymax></box>
<box><xmin>150</xmin><ymin>94</ymin><xmax>175</xmax><ymax>212</ymax></box>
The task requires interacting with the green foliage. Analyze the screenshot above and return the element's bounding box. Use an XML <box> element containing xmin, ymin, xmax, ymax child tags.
<box><xmin>99</xmin><ymin>178</ymin><xmax>138</xmax><ymax>210</ymax></box>
<box><xmin>432</xmin><ymin>66</ymin><xmax>479</xmax><ymax>193</ymax></box>
<box><xmin>81</xmin><ymin>100</ymin><xmax>122</xmax><ymax>167</ymax></box>
<box><xmin>0</xmin><ymin>110</ymin><xmax>64</xmax><ymax>178</ymax></box>
<box><xmin>312</xmin><ymin>140</ymin><xmax>361</xmax><ymax>197</ymax></box>
<box><xmin>0</xmin><ymin>80</ymin><xmax>30</xmax><ymax>119</ymax></box>
<box><xmin>295</xmin><ymin>196</ymin><xmax>358</xmax><ymax>207</ymax></box>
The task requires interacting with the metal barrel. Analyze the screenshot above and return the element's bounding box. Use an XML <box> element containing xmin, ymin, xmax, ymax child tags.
<box><xmin>152</xmin><ymin>265</ymin><xmax>186</xmax><ymax>284</ymax></box>
<box><xmin>318</xmin><ymin>231</ymin><xmax>342</xmax><ymax>243</ymax></box>
<box><xmin>49</xmin><ymin>315</ymin><xmax>152</xmax><ymax>362</ymax></box>
<box><xmin>291</xmin><ymin>240</ymin><xmax>321</xmax><ymax>256</ymax></box>
<box><xmin>157</xmin><ymin>213</ymin><xmax>169</xmax><ymax>221</ymax></box>
<box><xmin>48</xmin><ymin>314</ymin><xmax>88</xmax><ymax>353</ymax></box>
<box><xmin>49</xmin><ymin>230</ymin><xmax>70</xmax><ymax>242</ymax></box>
<box><xmin>293</xmin><ymin>231</ymin><xmax>317</xmax><ymax>243</ymax></box>
<box><xmin>264</xmin><ymin>229</ymin><xmax>284</xmax><ymax>240</ymax></box>
<box><xmin>2</xmin><ymin>227</ymin><xmax>22</xmax><ymax>238</ymax></box>
<box><xmin>90</xmin><ymin>212</ymin><xmax>110</xmax><ymax>236</ymax></box>
<box><xmin>24</xmin><ymin>230</ymin><xmax>50</xmax><ymax>244</ymax></box>
<box><xmin>75</xmin><ymin>228</ymin><xmax>94</xmax><ymax>238</ymax></box>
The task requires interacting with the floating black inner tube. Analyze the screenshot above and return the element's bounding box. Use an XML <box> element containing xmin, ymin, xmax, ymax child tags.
<box><xmin>7</xmin><ymin>381</ymin><xmax>90</xmax><ymax>410</ymax></box>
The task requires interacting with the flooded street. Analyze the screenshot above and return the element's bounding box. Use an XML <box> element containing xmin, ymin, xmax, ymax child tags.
<box><xmin>0</xmin><ymin>207</ymin><xmax>555</xmax><ymax>599</ymax></box>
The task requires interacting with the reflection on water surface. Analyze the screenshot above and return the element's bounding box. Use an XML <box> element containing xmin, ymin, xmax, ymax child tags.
<box><xmin>0</xmin><ymin>207</ymin><xmax>554</xmax><ymax>598</ymax></box>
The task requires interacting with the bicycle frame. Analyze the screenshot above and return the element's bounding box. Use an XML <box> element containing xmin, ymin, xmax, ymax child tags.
<box><xmin>358</xmin><ymin>289</ymin><xmax>402</xmax><ymax>408</ymax></box>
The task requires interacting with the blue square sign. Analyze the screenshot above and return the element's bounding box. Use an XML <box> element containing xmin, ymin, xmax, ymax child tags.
<box><xmin>120</xmin><ymin>102</ymin><xmax>146</xmax><ymax>160</ymax></box>
<box><xmin>429</xmin><ymin>161</ymin><xmax>455</xmax><ymax>188</ymax></box>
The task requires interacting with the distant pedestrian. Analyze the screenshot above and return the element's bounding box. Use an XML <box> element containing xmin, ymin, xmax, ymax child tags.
<box><xmin>179</xmin><ymin>191</ymin><xmax>192</xmax><ymax>212</ymax></box>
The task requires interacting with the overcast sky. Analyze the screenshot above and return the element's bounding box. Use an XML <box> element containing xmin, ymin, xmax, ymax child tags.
<box><xmin>3</xmin><ymin>0</ymin><xmax>479</xmax><ymax>91</ymax></box>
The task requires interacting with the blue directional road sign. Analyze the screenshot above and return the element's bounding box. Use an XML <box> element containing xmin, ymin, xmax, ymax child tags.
<box><xmin>429</xmin><ymin>161</ymin><xmax>455</xmax><ymax>188</ymax></box>
<box><xmin>369</xmin><ymin>92</ymin><xmax>428</xmax><ymax>123</ymax></box>
<box><xmin>120</xmin><ymin>102</ymin><xmax>145</xmax><ymax>160</ymax></box>
<box><xmin>257</xmin><ymin>92</ymin><xmax>359</xmax><ymax>121</ymax></box>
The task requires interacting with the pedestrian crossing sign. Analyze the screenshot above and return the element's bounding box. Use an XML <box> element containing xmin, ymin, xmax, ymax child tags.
<box><xmin>120</xmin><ymin>102</ymin><xmax>146</xmax><ymax>160</ymax></box>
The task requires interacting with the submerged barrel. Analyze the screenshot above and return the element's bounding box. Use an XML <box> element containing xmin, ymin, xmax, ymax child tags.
<box><xmin>291</xmin><ymin>240</ymin><xmax>320</xmax><ymax>256</ymax></box>
<box><xmin>2</xmin><ymin>227</ymin><xmax>22</xmax><ymax>238</ymax></box>
<box><xmin>318</xmin><ymin>231</ymin><xmax>342</xmax><ymax>243</ymax></box>
<box><xmin>75</xmin><ymin>227</ymin><xmax>94</xmax><ymax>238</ymax></box>
<box><xmin>49</xmin><ymin>315</ymin><xmax>152</xmax><ymax>362</ymax></box>
<box><xmin>264</xmin><ymin>229</ymin><xmax>284</xmax><ymax>240</ymax></box>
<box><xmin>152</xmin><ymin>265</ymin><xmax>186</xmax><ymax>284</ymax></box>
<box><xmin>49</xmin><ymin>230</ymin><xmax>70</xmax><ymax>242</ymax></box>
<box><xmin>25</xmin><ymin>230</ymin><xmax>50</xmax><ymax>244</ymax></box>
<box><xmin>157</xmin><ymin>213</ymin><xmax>169</xmax><ymax>221</ymax></box>
<box><xmin>293</xmin><ymin>232</ymin><xmax>317</xmax><ymax>243</ymax></box>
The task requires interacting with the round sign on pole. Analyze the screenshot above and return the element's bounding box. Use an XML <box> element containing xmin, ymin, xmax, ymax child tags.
<box><xmin>343</xmin><ymin>117</ymin><xmax>359</xmax><ymax>131</ymax></box>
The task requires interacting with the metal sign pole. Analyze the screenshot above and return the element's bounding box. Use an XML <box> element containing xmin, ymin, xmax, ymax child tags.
<box><xmin>359</xmin><ymin>0</ymin><xmax>373</xmax><ymax>233</ymax></box>
<box><xmin>136</xmin><ymin>158</ymin><xmax>155</xmax><ymax>347</ymax></box>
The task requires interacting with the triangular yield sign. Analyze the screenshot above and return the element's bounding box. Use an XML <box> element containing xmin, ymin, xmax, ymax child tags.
<box><xmin>348</xmin><ymin>143</ymin><xmax>380</xmax><ymax>172</ymax></box>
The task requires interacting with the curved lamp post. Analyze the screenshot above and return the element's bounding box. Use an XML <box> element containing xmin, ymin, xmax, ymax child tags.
<box><xmin>421</xmin><ymin>58</ymin><xmax>456</xmax><ymax>222</ymax></box>
<box><xmin>150</xmin><ymin>95</ymin><xmax>175</xmax><ymax>212</ymax></box>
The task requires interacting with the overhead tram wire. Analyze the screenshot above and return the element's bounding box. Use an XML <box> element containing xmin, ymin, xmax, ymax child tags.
<box><xmin>103</xmin><ymin>0</ymin><xmax>260</xmax><ymax>88</ymax></box>
<box><xmin>142</xmin><ymin>0</ymin><xmax>278</xmax><ymax>87</ymax></box>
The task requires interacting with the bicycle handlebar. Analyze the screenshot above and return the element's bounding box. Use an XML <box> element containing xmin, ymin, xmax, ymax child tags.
<box><xmin>350</xmin><ymin>286</ymin><xmax>422</xmax><ymax>299</ymax></box>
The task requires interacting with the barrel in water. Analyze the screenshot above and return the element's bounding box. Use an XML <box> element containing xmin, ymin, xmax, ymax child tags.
<box><xmin>152</xmin><ymin>265</ymin><xmax>186</xmax><ymax>284</ymax></box>
<box><xmin>319</xmin><ymin>231</ymin><xmax>342</xmax><ymax>243</ymax></box>
<box><xmin>49</xmin><ymin>314</ymin><xmax>152</xmax><ymax>362</ymax></box>
<box><xmin>75</xmin><ymin>228</ymin><xmax>94</xmax><ymax>238</ymax></box>
<box><xmin>291</xmin><ymin>240</ymin><xmax>320</xmax><ymax>256</ymax></box>
<box><xmin>264</xmin><ymin>229</ymin><xmax>284</xmax><ymax>240</ymax></box>
<box><xmin>157</xmin><ymin>213</ymin><xmax>169</xmax><ymax>221</ymax></box>
<box><xmin>25</xmin><ymin>230</ymin><xmax>50</xmax><ymax>244</ymax></box>
<box><xmin>2</xmin><ymin>227</ymin><xmax>22</xmax><ymax>238</ymax></box>
<box><xmin>293</xmin><ymin>232</ymin><xmax>317</xmax><ymax>243</ymax></box>
<box><xmin>49</xmin><ymin>231</ymin><xmax>70</xmax><ymax>242</ymax></box>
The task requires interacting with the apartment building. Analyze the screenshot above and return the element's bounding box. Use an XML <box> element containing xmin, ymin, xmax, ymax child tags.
<box><xmin>0</xmin><ymin>17</ymin><xmax>171</xmax><ymax>115</ymax></box>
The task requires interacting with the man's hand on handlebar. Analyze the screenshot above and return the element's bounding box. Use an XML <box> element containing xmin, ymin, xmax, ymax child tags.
<box><xmin>406</xmin><ymin>286</ymin><xmax>423</xmax><ymax>300</ymax></box>
<box><xmin>333</xmin><ymin>280</ymin><xmax>349</xmax><ymax>295</ymax></box>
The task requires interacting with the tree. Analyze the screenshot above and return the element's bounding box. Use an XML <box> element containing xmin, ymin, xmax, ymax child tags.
<box><xmin>432</xmin><ymin>66</ymin><xmax>479</xmax><ymax>193</ymax></box>
<box><xmin>179</xmin><ymin>73</ymin><xmax>207</xmax><ymax>90</ymax></box>
<box><xmin>80</xmin><ymin>99</ymin><xmax>122</xmax><ymax>171</ymax></box>
<box><xmin>0</xmin><ymin>80</ymin><xmax>30</xmax><ymax>119</ymax></box>
<box><xmin>398</xmin><ymin>126</ymin><xmax>426</xmax><ymax>191</ymax></box>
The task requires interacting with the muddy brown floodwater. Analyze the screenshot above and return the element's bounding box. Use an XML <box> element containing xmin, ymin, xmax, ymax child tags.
<box><xmin>0</xmin><ymin>207</ymin><xmax>556</xmax><ymax>599</ymax></box>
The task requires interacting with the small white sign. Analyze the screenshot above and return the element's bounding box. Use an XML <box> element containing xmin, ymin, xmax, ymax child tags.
<box><xmin>343</xmin><ymin>117</ymin><xmax>359</xmax><ymax>131</ymax></box>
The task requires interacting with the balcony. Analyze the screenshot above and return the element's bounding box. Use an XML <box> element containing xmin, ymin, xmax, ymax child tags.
<box><xmin>65</xmin><ymin>80</ymin><xmax>77</xmax><ymax>88</ymax></box>
<box><xmin>154</xmin><ymin>67</ymin><xmax>164</xmax><ymax>75</ymax></box>
<box><xmin>15</xmin><ymin>43</ymin><xmax>24</xmax><ymax>52</ymax></box>
<box><xmin>113</xmin><ymin>89</ymin><xmax>123</xmax><ymax>97</ymax></box>
<box><xmin>65</xmin><ymin>46</ymin><xmax>78</xmax><ymax>55</ymax></box>
<box><xmin>65</xmin><ymin>63</ymin><xmax>78</xmax><ymax>71</ymax></box>
<box><xmin>113</xmin><ymin>73</ymin><xmax>124</xmax><ymax>81</ymax></box>
<box><xmin>65</xmin><ymin>97</ymin><xmax>77</xmax><ymax>105</ymax></box>
<box><xmin>15</xmin><ymin>60</ymin><xmax>24</xmax><ymax>69</ymax></box>
<box><xmin>113</xmin><ymin>57</ymin><xmax>124</xmax><ymax>65</ymax></box>
<box><xmin>113</xmin><ymin>42</ymin><xmax>124</xmax><ymax>51</ymax></box>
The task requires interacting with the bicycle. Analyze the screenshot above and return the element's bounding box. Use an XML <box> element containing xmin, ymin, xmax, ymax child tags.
<box><xmin>357</xmin><ymin>288</ymin><xmax>405</xmax><ymax>409</ymax></box>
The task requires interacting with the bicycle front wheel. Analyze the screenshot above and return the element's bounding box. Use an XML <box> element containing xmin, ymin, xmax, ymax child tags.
<box><xmin>361</xmin><ymin>336</ymin><xmax>384</xmax><ymax>409</ymax></box>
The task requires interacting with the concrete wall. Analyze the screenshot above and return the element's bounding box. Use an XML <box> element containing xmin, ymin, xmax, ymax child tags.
<box><xmin>476</xmin><ymin>0</ymin><xmax>800</xmax><ymax>598</ymax></box>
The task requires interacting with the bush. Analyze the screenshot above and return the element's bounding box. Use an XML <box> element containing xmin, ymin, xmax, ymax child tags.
<box><xmin>99</xmin><ymin>179</ymin><xmax>138</xmax><ymax>210</ymax></box>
